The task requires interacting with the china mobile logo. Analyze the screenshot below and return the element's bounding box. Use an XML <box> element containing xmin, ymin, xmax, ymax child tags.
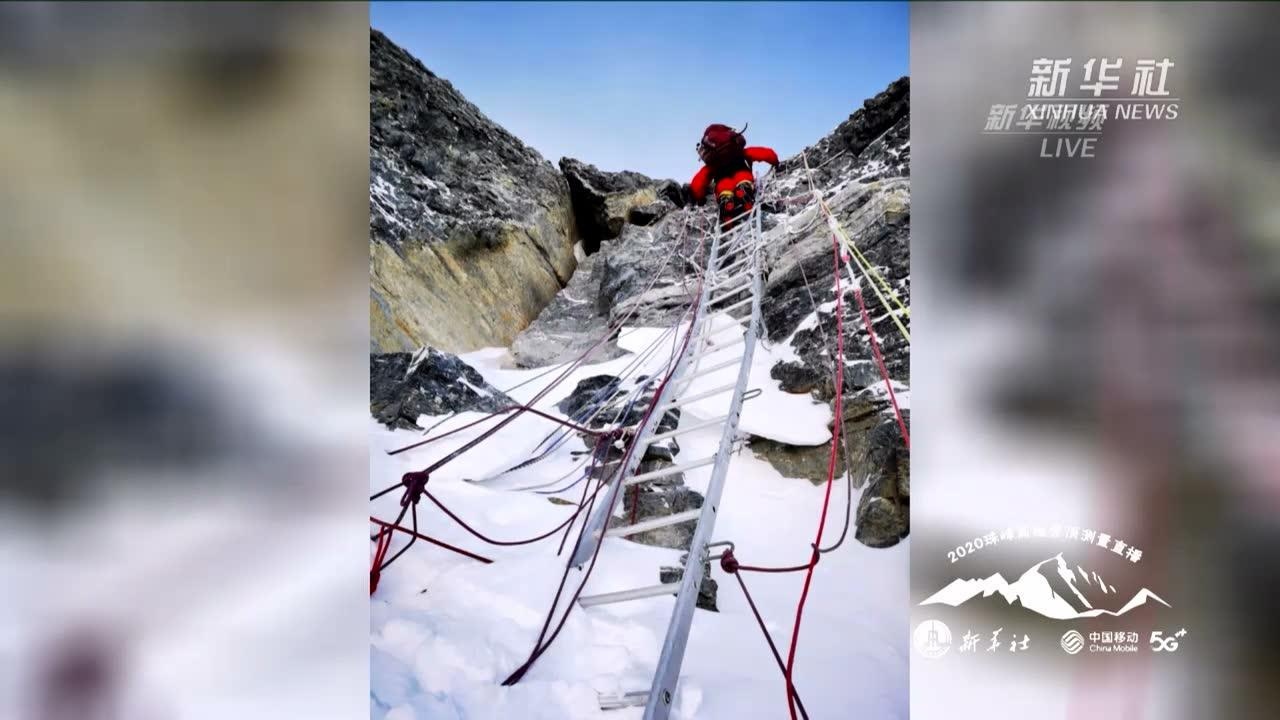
<box><xmin>1060</xmin><ymin>630</ymin><xmax>1085</xmax><ymax>654</ymax></box>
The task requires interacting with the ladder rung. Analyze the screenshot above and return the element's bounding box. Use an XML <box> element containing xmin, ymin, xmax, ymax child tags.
<box><xmin>717</xmin><ymin>228</ymin><xmax>754</xmax><ymax>250</ymax></box>
<box><xmin>658</xmin><ymin>382</ymin><xmax>736</xmax><ymax>411</ymax></box>
<box><xmin>714</xmin><ymin>255</ymin><xmax>751</xmax><ymax>277</ymax></box>
<box><xmin>606</xmin><ymin>508</ymin><xmax>701</xmax><ymax>538</ymax></box>
<box><xmin>697</xmin><ymin>329</ymin><xmax>743</xmax><ymax>348</ymax></box>
<box><xmin>701</xmin><ymin>321</ymin><xmax>743</xmax><ymax>339</ymax></box>
<box><xmin>678</xmin><ymin>356</ymin><xmax>743</xmax><ymax>381</ymax></box>
<box><xmin>691</xmin><ymin>335</ymin><xmax>744</xmax><ymax>357</ymax></box>
<box><xmin>647</xmin><ymin>416</ymin><xmax>729</xmax><ymax>445</ymax></box>
<box><xmin>623</xmin><ymin>456</ymin><xmax>716</xmax><ymax>487</ymax></box>
<box><xmin>708</xmin><ymin>270</ymin><xmax>750</xmax><ymax>292</ymax></box>
<box><xmin>713</xmin><ymin>236</ymin><xmax>746</xmax><ymax>255</ymax></box>
<box><xmin>708</xmin><ymin>296</ymin><xmax>753</xmax><ymax>315</ymax></box>
<box><xmin>707</xmin><ymin>285</ymin><xmax>752</xmax><ymax>305</ymax></box>
<box><xmin>579</xmin><ymin>582</ymin><xmax>681</xmax><ymax>608</ymax></box>
<box><xmin>599</xmin><ymin>691</ymin><xmax>649</xmax><ymax>710</ymax></box>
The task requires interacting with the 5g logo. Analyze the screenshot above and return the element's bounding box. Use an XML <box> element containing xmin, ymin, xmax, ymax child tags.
<box><xmin>1150</xmin><ymin>628</ymin><xmax>1187</xmax><ymax>652</ymax></box>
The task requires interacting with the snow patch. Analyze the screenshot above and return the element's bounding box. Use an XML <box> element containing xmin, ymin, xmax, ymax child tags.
<box><xmin>371</xmin><ymin>338</ymin><xmax>906</xmax><ymax>719</ymax></box>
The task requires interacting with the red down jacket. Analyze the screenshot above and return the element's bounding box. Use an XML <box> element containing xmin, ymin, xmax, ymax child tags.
<box><xmin>689</xmin><ymin>146</ymin><xmax>779</xmax><ymax>204</ymax></box>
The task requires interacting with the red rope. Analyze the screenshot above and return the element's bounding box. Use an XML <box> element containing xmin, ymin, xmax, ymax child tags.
<box><xmin>369</xmin><ymin>527</ymin><xmax>393</xmax><ymax>594</ymax></box>
<box><xmin>555</xmin><ymin>433</ymin><xmax>609</xmax><ymax>555</ymax></box>
<box><xmin>501</xmin><ymin>404</ymin><xmax>607</xmax><ymax>437</ymax></box>
<box><xmin>720</xmin><ymin>550</ymin><xmax>811</xmax><ymax>720</ymax></box>
<box><xmin>851</xmin><ymin>285</ymin><xmax>911</xmax><ymax>449</ymax></box>
<box><xmin>385</xmin><ymin>408</ymin><xmax>514</xmax><ymax>457</ymax></box>
<box><xmin>780</xmin><ymin>231</ymin><xmax>847</xmax><ymax>720</ymax></box>
<box><xmin>369</xmin><ymin>451</ymin><xmax>603</xmax><ymax>577</ymax></box>
<box><xmin>382</xmin><ymin>402</ymin><xmax>604</xmax><ymax>464</ymax></box>
<box><xmin>422</xmin><ymin>488</ymin><xmax>597</xmax><ymax>547</ymax></box>
<box><xmin>369</xmin><ymin>516</ymin><xmax>493</xmax><ymax>565</ymax></box>
<box><xmin>738</xmin><ymin>560</ymin><xmax>813</xmax><ymax>574</ymax></box>
<box><xmin>376</xmin><ymin>364</ymin><xmax>615</xmax><ymax>492</ymax></box>
<box><xmin>502</xmin><ymin>334</ymin><xmax>695</xmax><ymax>685</ymax></box>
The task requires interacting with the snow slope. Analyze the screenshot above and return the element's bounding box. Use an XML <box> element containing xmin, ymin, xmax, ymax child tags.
<box><xmin>370</xmin><ymin>337</ymin><xmax>907</xmax><ymax>720</ymax></box>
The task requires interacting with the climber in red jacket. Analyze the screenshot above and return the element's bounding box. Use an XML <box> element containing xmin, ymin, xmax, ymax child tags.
<box><xmin>689</xmin><ymin>123</ymin><xmax>779</xmax><ymax>229</ymax></box>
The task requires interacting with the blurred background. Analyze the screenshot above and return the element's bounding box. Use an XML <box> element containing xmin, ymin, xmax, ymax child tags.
<box><xmin>0</xmin><ymin>3</ymin><xmax>368</xmax><ymax>719</ymax></box>
<box><xmin>913</xmin><ymin>2</ymin><xmax>1278</xmax><ymax>719</ymax></box>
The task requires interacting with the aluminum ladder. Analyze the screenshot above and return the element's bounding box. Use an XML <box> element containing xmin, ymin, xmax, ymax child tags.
<box><xmin>567</xmin><ymin>204</ymin><xmax>766</xmax><ymax>719</ymax></box>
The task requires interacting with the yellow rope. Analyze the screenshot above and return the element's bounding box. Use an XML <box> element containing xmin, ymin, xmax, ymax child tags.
<box><xmin>821</xmin><ymin>196</ymin><xmax>911</xmax><ymax>343</ymax></box>
<box><xmin>844</xmin><ymin>209</ymin><xmax>910</xmax><ymax>317</ymax></box>
<box><xmin>800</xmin><ymin>151</ymin><xmax>911</xmax><ymax>344</ymax></box>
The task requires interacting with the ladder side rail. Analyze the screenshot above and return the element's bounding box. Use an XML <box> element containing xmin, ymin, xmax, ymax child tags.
<box><xmin>642</xmin><ymin>210</ymin><xmax>764</xmax><ymax>720</ymax></box>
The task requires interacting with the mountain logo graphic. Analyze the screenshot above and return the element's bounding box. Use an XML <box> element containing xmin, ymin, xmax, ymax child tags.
<box><xmin>919</xmin><ymin>552</ymin><xmax>1171</xmax><ymax>620</ymax></box>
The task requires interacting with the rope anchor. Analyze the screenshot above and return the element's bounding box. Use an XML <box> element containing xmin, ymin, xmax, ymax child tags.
<box><xmin>400</xmin><ymin>470</ymin><xmax>429</xmax><ymax>506</ymax></box>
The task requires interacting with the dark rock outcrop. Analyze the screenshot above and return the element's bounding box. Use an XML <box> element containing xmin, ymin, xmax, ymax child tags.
<box><xmin>747</xmin><ymin>436</ymin><xmax>844</xmax><ymax>487</ymax></box>
<box><xmin>370</xmin><ymin>348</ymin><xmax>513</xmax><ymax>430</ymax></box>
<box><xmin>628</xmin><ymin>201</ymin><xmax>674</xmax><ymax>227</ymax></box>
<box><xmin>661</xmin><ymin>560</ymin><xmax>718</xmax><ymax>612</ymax></box>
<box><xmin>834</xmin><ymin>77</ymin><xmax>910</xmax><ymax>166</ymax></box>
<box><xmin>793</xmin><ymin>76</ymin><xmax>911</xmax><ymax>193</ymax></box>
<box><xmin>555</xmin><ymin>374</ymin><xmax>622</xmax><ymax>419</ymax></box>
<box><xmin>853</xmin><ymin>404</ymin><xmax>910</xmax><ymax>548</ymax></box>
<box><xmin>566</xmin><ymin>376</ymin><xmax>683</xmax><ymax>463</ymax></box>
<box><xmin>560</xmin><ymin>157</ymin><xmax>677</xmax><ymax>253</ymax></box>
<box><xmin>618</xmin><ymin>481</ymin><xmax>703</xmax><ymax>549</ymax></box>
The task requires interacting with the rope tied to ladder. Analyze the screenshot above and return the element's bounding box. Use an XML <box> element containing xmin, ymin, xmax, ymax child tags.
<box><xmin>716</xmin><ymin>549</ymin><xmax>812</xmax><ymax>720</ymax></box>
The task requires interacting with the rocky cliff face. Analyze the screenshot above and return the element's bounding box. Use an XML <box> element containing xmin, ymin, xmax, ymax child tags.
<box><xmin>369</xmin><ymin>30</ymin><xmax>578</xmax><ymax>352</ymax></box>
<box><xmin>758</xmin><ymin>78</ymin><xmax>911</xmax><ymax>548</ymax></box>
<box><xmin>367</xmin><ymin>30</ymin><xmax>910</xmax><ymax>548</ymax></box>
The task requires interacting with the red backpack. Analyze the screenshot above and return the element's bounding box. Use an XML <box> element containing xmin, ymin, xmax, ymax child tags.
<box><xmin>697</xmin><ymin>123</ymin><xmax>748</xmax><ymax>175</ymax></box>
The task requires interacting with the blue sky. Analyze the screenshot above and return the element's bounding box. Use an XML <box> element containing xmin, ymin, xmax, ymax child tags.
<box><xmin>372</xmin><ymin>2</ymin><xmax>908</xmax><ymax>181</ymax></box>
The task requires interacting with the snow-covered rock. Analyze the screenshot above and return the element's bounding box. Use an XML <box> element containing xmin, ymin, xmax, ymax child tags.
<box><xmin>370</xmin><ymin>348</ymin><xmax>514</xmax><ymax>430</ymax></box>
